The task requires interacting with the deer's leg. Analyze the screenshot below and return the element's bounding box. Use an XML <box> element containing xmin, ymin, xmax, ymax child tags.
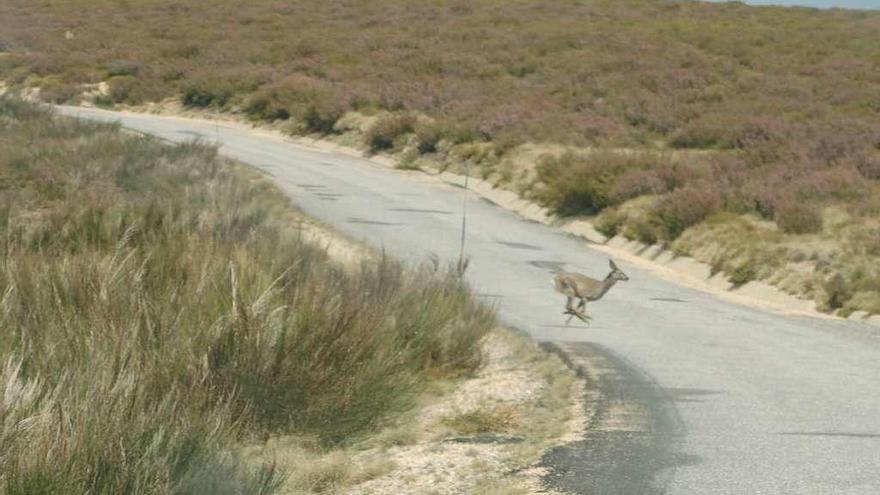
<box><xmin>564</xmin><ymin>296</ymin><xmax>576</xmax><ymax>325</ymax></box>
<box><xmin>571</xmin><ymin>298</ymin><xmax>592</xmax><ymax>325</ymax></box>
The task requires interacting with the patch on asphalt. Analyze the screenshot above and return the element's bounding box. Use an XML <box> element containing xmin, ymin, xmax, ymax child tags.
<box><xmin>176</xmin><ymin>130</ymin><xmax>205</xmax><ymax>138</ymax></box>
<box><xmin>297</xmin><ymin>183</ymin><xmax>326</xmax><ymax>190</ymax></box>
<box><xmin>528</xmin><ymin>260</ymin><xmax>565</xmax><ymax>272</ymax></box>
<box><xmin>347</xmin><ymin>217</ymin><xmax>405</xmax><ymax>226</ymax></box>
<box><xmin>538</xmin><ymin>342</ymin><xmax>697</xmax><ymax>495</ymax></box>
<box><xmin>389</xmin><ymin>207</ymin><xmax>454</xmax><ymax>215</ymax></box>
<box><xmin>497</xmin><ymin>240</ymin><xmax>542</xmax><ymax>250</ymax></box>
<box><xmin>650</xmin><ymin>297</ymin><xmax>688</xmax><ymax>303</ymax></box>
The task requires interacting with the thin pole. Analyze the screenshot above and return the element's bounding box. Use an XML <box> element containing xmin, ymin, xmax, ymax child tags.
<box><xmin>458</xmin><ymin>161</ymin><xmax>470</xmax><ymax>272</ymax></box>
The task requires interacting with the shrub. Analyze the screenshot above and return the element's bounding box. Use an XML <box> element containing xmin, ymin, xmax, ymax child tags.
<box><xmin>774</xmin><ymin>199</ymin><xmax>823</xmax><ymax>234</ymax></box>
<box><xmin>245</xmin><ymin>76</ymin><xmax>345</xmax><ymax>132</ymax></box>
<box><xmin>729</xmin><ymin>264</ymin><xmax>758</xmax><ymax>286</ymax></box>
<box><xmin>594</xmin><ymin>208</ymin><xmax>626</xmax><ymax>238</ymax></box>
<box><xmin>104</xmin><ymin>60</ymin><xmax>140</xmax><ymax>77</ymax></box>
<box><xmin>183</xmin><ymin>78</ymin><xmax>233</xmax><ymax>107</ymax></box>
<box><xmin>364</xmin><ymin>113</ymin><xmax>417</xmax><ymax>152</ymax></box>
<box><xmin>670</xmin><ymin>118</ymin><xmax>731</xmax><ymax>149</ymax></box>
<box><xmin>414</xmin><ymin>120</ymin><xmax>447</xmax><ymax>154</ymax></box>
<box><xmin>855</xmin><ymin>153</ymin><xmax>880</xmax><ymax>180</ymax></box>
<box><xmin>38</xmin><ymin>78</ymin><xmax>79</xmax><ymax>103</ymax></box>
<box><xmin>535</xmin><ymin>151</ymin><xmax>671</xmax><ymax>216</ymax></box>
<box><xmin>303</xmin><ymin>97</ymin><xmax>346</xmax><ymax>134</ymax></box>
<box><xmin>535</xmin><ymin>152</ymin><xmax>617</xmax><ymax>215</ymax></box>
<box><xmin>818</xmin><ymin>273</ymin><xmax>853</xmax><ymax>311</ymax></box>
<box><xmin>653</xmin><ymin>184</ymin><xmax>722</xmax><ymax>239</ymax></box>
<box><xmin>106</xmin><ymin>75</ymin><xmax>148</xmax><ymax>104</ymax></box>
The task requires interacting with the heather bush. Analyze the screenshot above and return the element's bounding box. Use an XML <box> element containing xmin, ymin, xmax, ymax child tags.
<box><xmin>106</xmin><ymin>75</ymin><xmax>154</xmax><ymax>104</ymax></box>
<box><xmin>365</xmin><ymin>113</ymin><xmax>417</xmax><ymax>152</ymax></box>
<box><xmin>104</xmin><ymin>60</ymin><xmax>140</xmax><ymax>78</ymax></box>
<box><xmin>653</xmin><ymin>184</ymin><xmax>723</xmax><ymax>240</ymax></box>
<box><xmin>773</xmin><ymin>198</ymin><xmax>823</xmax><ymax>234</ymax></box>
<box><xmin>245</xmin><ymin>76</ymin><xmax>346</xmax><ymax>132</ymax></box>
<box><xmin>37</xmin><ymin>78</ymin><xmax>79</xmax><ymax>103</ymax></box>
<box><xmin>535</xmin><ymin>151</ymin><xmax>673</xmax><ymax>216</ymax></box>
<box><xmin>414</xmin><ymin>120</ymin><xmax>455</xmax><ymax>154</ymax></box>
<box><xmin>4</xmin><ymin>0</ymin><xmax>876</xmax><ymax>162</ymax></box>
<box><xmin>594</xmin><ymin>208</ymin><xmax>626</xmax><ymax>238</ymax></box>
<box><xmin>183</xmin><ymin>78</ymin><xmax>236</xmax><ymax>107</ymax></box>
<box><xmin>818</xmin><ymin>273</ymin><xmax>853</xmax><ymax>312</ymax></box>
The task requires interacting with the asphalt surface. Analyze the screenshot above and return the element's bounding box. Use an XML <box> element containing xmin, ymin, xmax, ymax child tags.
<box><xmin>60</xmin><ymin>106</ymin><xmax>880</xmax><ymax>494</ymax></box>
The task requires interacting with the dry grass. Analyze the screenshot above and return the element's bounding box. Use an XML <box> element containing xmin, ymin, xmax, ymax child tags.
<box><xmin>442</xmin><ymin>407</ymin><xmax>520</xmax><ymax>436</ymax></box>
<box><xmin>0</xmin><ymin>98</ymin><xmax>495</xmax><ymax>493</ymax></box>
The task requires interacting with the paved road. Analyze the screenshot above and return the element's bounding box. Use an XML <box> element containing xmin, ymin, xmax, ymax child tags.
<box><xmin>60</xmin><ymin>106</ymin><xmax>880</xmax><ymax>494</ymax></box>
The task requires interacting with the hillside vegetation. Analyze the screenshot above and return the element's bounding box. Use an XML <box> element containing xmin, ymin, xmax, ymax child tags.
<box><xmin>1</xmin><ymin>0</ymin><xmax>879</xmax><ymax>313</ymax></box>
<box><xmin>0</xmin><ymin>98</ymin><xmax>494</xmax><ymax>493</ymax></box>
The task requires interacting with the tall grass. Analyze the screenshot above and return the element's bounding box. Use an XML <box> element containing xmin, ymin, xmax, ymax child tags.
<box><xmin>0</xmin><ymin>98</ymin><xmax>494</xmax><ymax>493</ymax></box>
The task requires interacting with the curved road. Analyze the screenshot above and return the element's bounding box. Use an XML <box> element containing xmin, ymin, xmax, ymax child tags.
<box><xmin>61</xmin><ymin>106</ymin><xmax>880</xmax><ymax>494</ymax></box>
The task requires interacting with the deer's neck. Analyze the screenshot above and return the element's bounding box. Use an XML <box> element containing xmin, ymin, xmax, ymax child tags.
<box><xmin>598</xmin><ymin>273</ymin><xmax>618</xmax><ymax>298</ymax></box>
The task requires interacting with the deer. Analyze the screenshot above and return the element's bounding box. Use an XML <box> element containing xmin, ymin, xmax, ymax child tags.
<box><xmin>553</xmin><ymin>259</ymin><xmax>629</xmax><ymax>325</ymax></box>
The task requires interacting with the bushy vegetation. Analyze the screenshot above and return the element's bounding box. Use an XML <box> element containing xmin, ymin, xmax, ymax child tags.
<box><xmin>365</xmin><ymin>113</ymin><xmax>417</xmax><ymax>152</ymax></box>
<box><xmin>0</xmin><ymin>98</ymin><xmax>494</xmax><ymax>493</ymax></box>
<box><xmin>2</xmin><ymin>0</ymin><xmax>878</xmax><ymax>311</ymax></box>
<box><xmin>2</xmin><ymin>0</ymin><xmax>877</xmax><ymax>150</ymax></box>
<box><xmin>549</xmin><ymin>143</ymin><xmax>874</xmax><ymax>243</ymax></box>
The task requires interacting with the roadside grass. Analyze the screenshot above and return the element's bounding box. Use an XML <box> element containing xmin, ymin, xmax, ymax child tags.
<box><xmin>310</xmin><ymin>328</ymin><xmax>585</xmax><ymax>494</ymax></box>
<box><xmin>0</xmin><ymin>98</ymin><xmax>495</xmax><ymax>493</ymax></box>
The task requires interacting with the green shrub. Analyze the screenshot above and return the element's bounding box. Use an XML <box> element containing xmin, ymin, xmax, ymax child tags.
<box><xmin>535</xmin><ymin>151</ymin><xmax>667</xmax><ymax>216</ymax></box>
<box><xmin>818</xmin><ymin>273</ymin><xmax>853</xmax><ymax>311</ymax></box>
<box><xmin>774</xmin><ymin>200</ymin><xmax>823</xmax><ymax>234</ymax></box>
<box><xmin>364</xmin><ymin>113</ymin><xmax>417</xmax><ymax>152</ymax></box>
<box><xmin>653</xmin><ymin>185</ymin><xmax>722</xmax><ymax>240</ymax></box>
<box><xmin>104</xmin><ymin>60</ymin><xmax>140</xmax><ymax>77</ymax></box>
<box><xmin>303</xmin><ymin>98</ymin><xmax>346</xmax><ymax>134</ymax></box>
<box><xmin>38</xmin><ymin>78</ymin><xmax>79</xmax><ymax>103</ymax></box>
<box><xmin>414</xmin><ymin>120</ymin><xmax>446</xmax><ymax>154</ymax></box>
<box><xmin>594</xmin><ymin>208</ymin><xmax>625</xmax><ymax>238</ymax></box>
<box><xmin>245</xmin><ymin>77</ymin><xmax>345</xmax><ymax>133</ymax></box>
<box><xmin>183</xmin><ymin>81</ymin><xmax>225</xmax><ymax>107</ymax></box>
<box><xmin>106</xmin><ymin>75</ymin><xmax>150</xmax><ymax>104</ymax></box>
<box><xmin>728</xmin><ymin>264</ymin><xmax>758</xmax><ymax>286</ymax></box>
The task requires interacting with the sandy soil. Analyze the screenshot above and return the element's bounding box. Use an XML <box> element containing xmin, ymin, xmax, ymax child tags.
<box><xmin>343</xmin><ymin>332</ymin><xmax>585</xmax><ymax>495</ymax></box>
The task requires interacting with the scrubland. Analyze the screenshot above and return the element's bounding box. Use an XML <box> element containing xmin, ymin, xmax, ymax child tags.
<box><xmin>1</xmin><ymin>0</ymin><xmax>879</xmax><ymax>313</ymax></box>
<box><xmin>0</xmin><ymin>98</ymin><xmax>495</xmax><ymax>493</ymax></box>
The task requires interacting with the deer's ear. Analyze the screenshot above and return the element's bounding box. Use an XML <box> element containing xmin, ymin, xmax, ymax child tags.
<box><xmin>609</xmin><ymin>259</ymin><xmax>618</xmax><ymax>270</ymax></box>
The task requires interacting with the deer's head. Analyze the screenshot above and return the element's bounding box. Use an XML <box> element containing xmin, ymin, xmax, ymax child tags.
<box><xmin>609</xmin><ymin>259</ymin><xmax>629</xmax><ymax>281</ymax></box>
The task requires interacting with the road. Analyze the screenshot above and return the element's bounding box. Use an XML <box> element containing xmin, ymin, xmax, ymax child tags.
<box><xmin>60</xmin><ymin>106</ymin><xmax>880</xmax><ymax>495</ymax></box>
